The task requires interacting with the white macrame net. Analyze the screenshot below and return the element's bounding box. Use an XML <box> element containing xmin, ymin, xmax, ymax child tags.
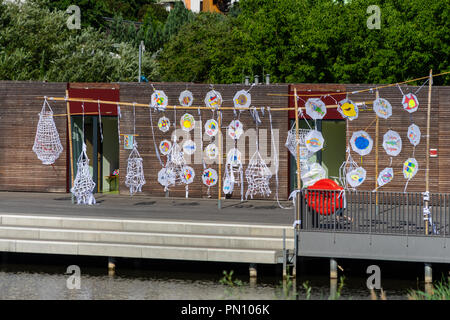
<box><xmin>339</xmin><ymin>147</ymin><xmax>359</xmax><ymax>190</ymax></box>
<box><xmin>125</xmin><ymin>143</ymin><xmax>146</xmax><ymax>195</ymax></box>
<box><xmin>161</xmin><ymin>139</ymin><xmax>187</xmax><ymax>191</ymax></box>
<box><xmin>245</xmin><ymin>151</ymin><xmax>272</xmax><ymax>199</ymax></box>
<box><xmin>71</xmin><ymin>143</ymin><xmax>96</xmax><ymax>205</ymax></box>
<box><xmin>285</xmin><ymin>123</ymin><xmax>312</xmax><ymax>161</ymax></box>
<box><xmin>33</xmin><ymin>98</ymin><xmax>63</xmax><ymax>165</ymax></box>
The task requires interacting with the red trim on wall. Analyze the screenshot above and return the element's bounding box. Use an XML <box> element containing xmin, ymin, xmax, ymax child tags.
<box><xmin>288</xmin><ymin>90</ymin><xmax>346</xmax><ymax>120</ymax></box>
<box><xmin>68</xmin><ymin>87</ymin><xmax>120</xmax><ymax>116</ymax></box>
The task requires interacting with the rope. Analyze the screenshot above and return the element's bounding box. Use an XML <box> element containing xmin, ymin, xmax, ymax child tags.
<box><xmin>97</xmin><ymin>100</ymin><xmax>103</xmax><ymax>143</ymax></box>
<box><xmin>149</xmin><ymin>103</ymin><xmax>164</xmax><ymax>167</ymax></box>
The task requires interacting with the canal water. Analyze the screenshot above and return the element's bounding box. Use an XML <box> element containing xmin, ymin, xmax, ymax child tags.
<box><xmin>0</xmin><ymin>254</ymin><xmax>444</xmax><ymax>300</ymax></box>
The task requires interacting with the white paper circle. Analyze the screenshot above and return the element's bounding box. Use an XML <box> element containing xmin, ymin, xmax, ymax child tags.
<box><xmin>182</xmin><ymin>139</ymin><xmax>197</xmax><ymax>155</ymax></box>
<box><xmin>205</xmin><ymin>143</ymin><xmax>219</xmax><ymax>159</ymax></box>
<box><xmin>179</xmin><ymin>90</ymin><xmax>194</xmax><ymax>107</ymax></box>
<box><xmin>304</xmin><ymin>130</ymin><xmax>324</xmax><ymax>153</ymax></box>
<box><xmin>202</xmin><ymin>168</ymin><xmax>218</xmax><ymax>187</ymax></box>
<box><xmin>346</xmin><ymin>167</ymin><xmax>366</xmax><ymax>188</ymax></box>
<box><xmin>301</xmin><ymin>163</ymin><xmax>326</xmax><ymax>187</ymax></box>
<box><xmin>350</xmin><ymin>131</ymin><xmax>373</xmax><ymax>156</ymax></box>
<box><xmin>403</xmin><ymin>158</ymin><xmax>418</xmax><ymax>180</ymax></box>
<box><xmin>151</xmin><ymin>90</ymin><xmax>168</xmax><ymax>111</ymax></box>
<box><xmin>305</xmin><ymin>98</ymin><xmax>327</xmax><ymax>120</ymax></box>
<box><xmin>338</xmin><ymin>99</ymin><xmax>358</xmax><ymax>121</ymax></box>
<box><xmin>204</xmin><ymin>119</ymin><xmax>219</xmax><ymax>137</ymax></box>
<box><xmin>233</xmin><ymin>90</ymin><xmax>251</xmax><ymax>109</ymax></box>
<box><xmin>402</xmin><ymin>93</ymin><xmax>419</xmax><ymax>113</ymax></box>
<box><xmin>180</xmin><ymin>113</ymin><xmax>195</xmax><ymax>132</ymax></box>
<box><xmin>227</xmin><ymin>148</ymin><xmax>242</xmax><ymax>166</ymax></box>
<box><xmin>159</xmin><ymin>140</ymin><xmax>172</xmax><ymax>155</ymax></box>
<box><xmin>158</xmin><ymin>167</ymin><xmax>176</xmax><ymax>187</ymax></box>
<box><xmin>157</xmin><ymin>116</ymin><xmax>170</xmax><ymax>133</ymax></box>
<box><xmin>373</xmin><ymin>98</ymin><xmax>392</xmax><ymax>119</ymax></box>
<box><xmin>377</xmin><ymin>167</ymin><xmax>394</xmax><ymax>187</ymax></box>
<box><xmin>383</xmin><ymin>130</ymin><xmax>402</xmax><ymax>156</ymax></box>
<box><xmin>227</xmin><ymin>120</ymin><xmax>244</xmax><ymax>140</ymax></box>
<box><xmin>407</xmin><ymin>124</ymin><xmax>421</xmax><ymax>146</ymax></box>
<box><xmin>205</xmin><ymin>90</ymin><xmax>222</xmax><ymax>109</ymax></box>
<box><xmin>223</xmin><ymin>175</ymin><xmax>235</xmax><ymax>194</ymax></box>
<box><xmin>181</xmin><ymin>166</ymin><xmax>195</xmax><ymax>184</ymax></box>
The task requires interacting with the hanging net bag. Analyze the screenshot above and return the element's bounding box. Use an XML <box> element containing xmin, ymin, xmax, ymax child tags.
<box><xmin>33</xmin><ymin>98</ymin><xmax>63</xmax><ymax>165</ymax></box>
<box><xmin>285</xmin><ymin>123</ymin><xmax>313</xmax><ymax>161</ymax></box>
<box><xmin>125</xmin><ymin>141</ymin><xmax>146</xmax><ymax>195</ymax></box>
<box><xmin>71</xmin><ymin>143</ymin><xmax>96</xmax><ymax>205</ymax></box>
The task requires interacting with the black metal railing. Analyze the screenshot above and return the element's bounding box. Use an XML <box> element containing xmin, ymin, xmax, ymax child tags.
<box><xmin>297</xmin><ymin>189</ymin><xmax>450</xmax><ymax>237</ymax></box>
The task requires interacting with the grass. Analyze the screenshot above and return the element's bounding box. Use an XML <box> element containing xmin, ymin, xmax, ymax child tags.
<box><xmin>408</xmin><ymin>277</ymin><xmax>450</xmax><ymax>300</ymax></box>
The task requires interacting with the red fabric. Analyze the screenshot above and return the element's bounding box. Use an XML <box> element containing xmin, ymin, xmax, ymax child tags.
<box><xmin>305</xmin><ymin>179</ymin><xmax>344</xmax><ymax>215</ymax></box>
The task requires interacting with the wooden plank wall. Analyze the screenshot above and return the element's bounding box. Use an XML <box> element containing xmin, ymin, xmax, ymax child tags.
<box><xmin>0</xmin><ymin>81</ymin><xmax>67</xmax><ymax>192</ymax></box>
<box><xmin>118</xmin><ymin>82</ymin><xmax>290</xmax><ymax>199</ymax></box>
<box><xmin>438</xmin><ymin>87</ymin><xmax>450</xmax><ymax>193</ymax></box>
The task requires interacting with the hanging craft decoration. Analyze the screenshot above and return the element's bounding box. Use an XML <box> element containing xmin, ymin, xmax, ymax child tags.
<box><xmin>180</xmin><ymin>166</ymin><xmax>195</xmax><ymax>184</ymax></box>
<box><xmin>223</xmin><ymin>172</ymin><xmax>235</xmax><ymax>195</ymax></box>
<box><xmin>402</xmin><ymin>93</ymin><xmax>419</xmax><ymax>113</ymax></box>
<box><xmin>382</xmin><ymin>130</ymin><xmax>402</xmax><ymax>156</ymax></box>
<box><xmin>346</xmin><ymin>167</ymin><xmax>367</xmax><ymax>188</ymax></box>
<box><xmin>125</xmin><ymin>143</ymin><xmax>146</xmax><ymax>195</ymax></box>
<box><xmin>227</xmin><ymin>120</ymin><xmax>244</xmax><ymax>140</ymax></box>
<box><xmin>304</xmin><ymin>130</ymin><xmax>324</xmax><ymax>153</ymax></box>
<box><xmin>373</xmin><ymin>98</ymin><xmax>392</xmax><ymax>119</ymax></box>
<box><xmin>202</xmin><ymin>168</ymin><xmax>218</xmax><ymax>187</ymax></box>
<box><xmin>350</xmin><ymin>131</ymin><xmax>373</xmax><ymax>156</ymax></box>
<box><xmin>158</xmin><ymin>167</ymin><xmax>176</xmax><ymax>187</ymax></box>
<box><xmin>403</xmin><ymin>158</ymin><xmax>419</xmax><ymax>180</ymax></box>
<box><xmin>233</xmin><ymin>90</ymin><xmax>251</xmax><ymax>109</ymax></box>
<box><xmin>71</xmin><ymin>143</ymin><xmax>96</xmax><ymax>205</ymax></box>
<box><xmin>157</xmin><ymin>116</ymin><xmax>171</xmax><ymax>133</ymax></box>
<box><xmin>245</xmin><ymin>151</ymin><xmax>272</xmax><ymax>199</ymax></box>
<box><xmin>151</xmin><ymin>90</ymin><xmax>168</xmax><ymax>111</ymax></box>
<box><xmin>301</xmin><ymin>163</ymin><xmax>326</xmax><ymax>188</ymax></box>
<box><xmin>377</xmin><ymin>167</ymin><xmax>394</xmax><ymax>187</ymax></box>
<box><xmin>159</xmin><ymin>140</ymin><xmax>172</xmax><ymax>155</ymax></box>
<box><xmin>179</xmin><ymin>90</ymin><xmax>194</xmax><ymax>107</ymax></box>
<box><xmin>182</xmin><ymin>139</ymin><xmax>197</xmax><ymax>155</ymax></box>
<box><xmin>180</xmin><ymin>113</ymin><xmax>195</xmax><ymax>132</ymax></box>
<box><xmin>305</xmin><ymin>98</ymin><xmax>327</xmax><ymax>120</ymax></box>
<box><xmin>285</xmin><ymin>125</ymin><xmax>313</xmax><ymax>161</ymax></box>
<box><xmin>338</xmin><ymin>99</ymin><xmax>358</xmax><ymax>121</ymax></box>
<box><xmin>227</xmin><ymin>148</ymin><xmax>242</xmax><ymax>166</ymax></box>
<box><xmin>339</xmin><ymin>147</ymin><xmax>359</xmax><ymax>190</ymax></box>
<box><xmin>204</xmin><ymin>119</ymin><xmax>219</xmax><ymax>137</ymax></box>
<box><xmin>204</xmin><ymin>90</ymin><xmax>222</xmax><ymax>109</ymax></box>
<box><xmin>33</xmin><ymin>98</ymin><xmax>63</xmax><ymax>165</ymax></box>
<box><xmin>205</xmin><ymin>143</ymin><xmax>219</xmax><ymax>159</ymax></box>
<box><xmin>407</xmin><ymin>124</ymin><xmax>421</xmax><ymax>146</ymax></box>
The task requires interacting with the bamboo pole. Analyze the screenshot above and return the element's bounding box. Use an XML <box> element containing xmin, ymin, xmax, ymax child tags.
<box><xmin>65</xmin><ymin>90</ymin><xmax>75</xmax><ymax>204</ymax></box>
<box><xmin>425</xmin><ymin>70</ymin><xmax>433</xmax><ymax>235</ymax></box>
<box><xmin>294</xmin><ymin>88</ymin><xmax>301</xmax><ymax>224</ymax></box>
<box><xmin>218</xmin><ymin>112</ymin><xmax>222</xmax><ymax>210</ymax></box>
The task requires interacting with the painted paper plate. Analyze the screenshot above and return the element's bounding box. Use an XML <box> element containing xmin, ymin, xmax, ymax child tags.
<box><xmin>181</xmin><ymin>166</ymin><xmax>195</xmax><ymax>184</ymax></box>
<box><xmin>301</xmin><ymin>163</ymin><xmax>326</xmax><ymax>188</ymax></box>
<box><xmin>180</xmin><ymin>113</ymin><xmax>195</xmax><ymax>132</ymax></box>
<box><xmin>227</xmin><ymin>120</ymin><xmax>244</xmax><ymax>140</ymax></box>
<box><xmin>204</xmin><ymin>119</ymin><xmax>219</xmax><ymax>137</ymax></box>
<box><xmin>223</xmin><ymin>174</ymin><xmax>235</xmax><ymax>194</ymax></box>
<box><xmin>350</xmin><ymin>131</ymin><xmax>373</xmax><ymax>156</ymax></box>
<box><xmin>182</xmin><ymin>139</ymin><xmax>197</xmax><ymax>155</ymax></box>
<box><xmin>304</xmin><ymin>130</ymin><xmax>324</xmax><ymax>153</ymax></box>
<box><xmin>159</xmin><ymin>140</ymin><xmax>172</xmax><ymax>155</ymax></box>
<box><xmin>233</xmin><ymin>90</ymin><xmax>251</xmax><ymax>109</ymax></box>
<box><xmin>227</xmin><ymin>148</ymin><xmax>242</xmax><ymax>166</ymax></box>
<box><xmin>299</xmin><ymin>146</ymin><xmax>314</xmax><ymax>161</ymax></box>
<box><xmin>407</xmin><ymin>124</ymin><xmax>421</xmax><ymax>146</ymax></box>
<box><xmin>202</xmin><ymin>168</ymin><xmax>218</xmax><ymax>187</ymax></box>
<box><xmin>179</xmin><ymin>90</ymin><xmax>194</xmax><ymax>107</ymax></box>
<box><xmin>403</xmin><ymin>158</ymin><xmax>418</xmax><ymax>180</ymax></box>
<box><xmin>338</xmin><ymin>99</ymin><xmax>358</xmax><ymax>121</ymax></box>
<box><xmin>205</xmin><ymin>143</ymin><xmax>219</xmax><ymax>159</ymax></box>
<box><xmin>373</xmin><ymin>98</ymin><xmax>392</xmax><ymax>119</ymax></box>
<box><xmin>383</xmin><ymin>130</ymin><xmax>402</xmax><ymax>156</ymax></box>
<box><xmin>402</xmin><ymin>93</ymin><xmax>419</xmax><ymax>113</ymax></box>
<box><xmin>346</xmin><ymin>167</ymin><xmax>366</xmax><ymax>188</ymax></box>
<box><xmin>157</xmin><ymin>116</ymin><xmax>170</xmax><ymax>133</ymax></box>
<box><xmin>151</xmin><ymin>90</ymin><xmax>168</xmax><ymax>111</ymax></box>
<box><xmin>204</xmin><ymin>90</ymin><xmax>222</xmax><ymax>109</ymax></box>
<box><xmin>377</xmin><ymin>167</ymin><xmax>394</xmax><ymax>187</ymax></box>
<box><xmin>305</xmin><ymin>98</ymin><xmax>327</xmax><ymax>120</ymax></box>
<box><xmin>158</xmin><ymin>167</ymin><xmax>176</xmax><ymax>187</ymax></box>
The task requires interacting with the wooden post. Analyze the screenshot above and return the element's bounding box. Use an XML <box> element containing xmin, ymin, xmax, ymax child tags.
<box><xmin>294</xmin><ymin>89</ymin><xmax>301</xmax><ymax>221</ymax></box>
<box><xmin>66</xmin><ymin>90</ymin><xmax>75</xmax><ymax>203</ymax></box>
<box><xmin>375</xmin><ymin>90</ymin><xmax>379</xmax><ymax>209</ymax></box>
<box><xmin>425</xmin><ymin>70</ymin><xmax>433</xmax><ymax>235</ymax></box>
<box><xmin>218</xmin><ymin>111</ymin><xmax>222</xmax><ymax>209</ymax></box>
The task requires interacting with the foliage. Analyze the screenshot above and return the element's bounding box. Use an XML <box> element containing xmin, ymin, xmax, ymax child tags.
<box><xmin>408</xmin><ymin>278</ymin><xmax>450</xmax><ymax>300</ymax></box>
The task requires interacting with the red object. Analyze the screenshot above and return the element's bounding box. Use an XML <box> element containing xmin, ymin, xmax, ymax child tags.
<box><xmin>305</xmin><ymin>179</ymin><xmax>344</xmax><ymax>215</ymax></box>
<box><xmin>68</xmin><ymin>86</ymin><xmax>120</xmax><ymax>116</ymax></box>
<box><xmin>288</xmin><ymin>90</ymin><xmax>346</xmax><ymax>120</ymax></box>
<box><xmin>430</xmin><ymin>149</ymin><xmax>437</xmax><ymax>157</ymax></box>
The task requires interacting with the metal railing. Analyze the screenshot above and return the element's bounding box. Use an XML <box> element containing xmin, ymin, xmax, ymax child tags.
<box><xmin>297</xmin><ymin>189</ymin><xmax>450</xmax><ymax>237</ymax></box>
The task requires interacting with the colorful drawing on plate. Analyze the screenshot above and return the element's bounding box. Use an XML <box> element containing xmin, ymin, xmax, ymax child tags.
<box><xmin>377</xmin><ymin>167</ymin><xmax>394</xmax><ymax>187</ymax></box>
<box><xmin>180</xmin><ymin>113</ymin><xmax>195</xmax><ymax>132</ymax></box>
<box><xmin>202</xmin><ymin>168</ymin><xmax>218</xmax><ymax>187</ymax></box>
<box><xmin>304</xmin><ymin>130</ymin><xmax>324</xmax><ymax>153</ymax></box>
<box><xmin>227</xmin><ymin>148</ymin><xmax>242</xmax><ymax>166</ymax></box>
<box><xmin>338</xmin><ymin>99</ymin><xmax>358</xmax><ymax>121</ymax></box>
<box><xmin>223</xmin><ymin>175</ymin><xmax>234</xmax><ymax>194</ymax></box>
<box><xmin>159</xmin><ymin>140</ymin><xmax>172</xmax><ymax>155</ymax></box>
<box><xmin>179</xmin><ymin>90</ymin><xmax>194</xmax><ymax>107</ymax></box>
<box><xmin>227</xmin><ymin>120</ymin><xmax>244</xmax><ymax>140</ymax></box>
<box><xmin>124</xmin><ymin>134</ymin><xmax>133</xmax><ymax>150</ymax></box>
<box><xmin>403</xmin><ymin>158</ymin><xmax>418</xmax><ymax>180</ymax></box>
<box><xmin>305</xmin><ymin>98</ymin><xmax>327</xmax><ymax>120</ymax></box>
<box><xmin>157</xmin><ymin>116</ymin><xmax>170</xmax><ymax>133</ymax></box>
<box><xmin>204</xmin><ymin>119</ymin><xmax>219</xmax><ymax>137</ymax></box>
<box><xmin>205</xmin><ymin>143</ymin><xmax>219</xmax><ymax>159</ymax></box>
<box><xmin>151</xmin><ymin>90</ymin><xmax>168</xmax><ymax>111</ymax></box>
<box><xmin>158</xmin><ymin>167</ymin><xmax>176</xmax><ymax>187</ymax></box>
<box><xmin>373</xmin><ymin>98</ymin><xmax>392</xmax><ymax>119</ymax></box>
<box><xmin>346</xmin><ymin>167</ymin><xmax>366</xmax><ymax>188</ymax></box>
<box><xmin>233</xmin><ymin>90</ymin><xmax>251</xmax><ymax>109</ymax></box>
<box><xmin>204</xmin><ymin>90</ymin><xmax>222</xmax><ymax>109</ymax></box>
<box><xmin>402</xmin><ymin>93</ymin><xmax>419</xmax><ymax>113</ymax></box>
<box><xmin>182</xmin><ymin>140</ymin><xmax>197</xmax><ymax>155</ymax></box>
<box><xmin>350</xmin><ymin>131</ymin><xmax>373</xmax><ymax>156</ymax></box>
<box><xmin>383</xmin><ymin>130</ymin><xmax>402</xmax><ymax>156</ymax></box>
<box><xmin>181</xmin><ymin>166</ymin><xmax>195</xmax><ymax>184</ymax></box>
<box><xmin>407</xmin><ymin>124</ymin><xmax>421</xmax><ymax>146</ymax></box>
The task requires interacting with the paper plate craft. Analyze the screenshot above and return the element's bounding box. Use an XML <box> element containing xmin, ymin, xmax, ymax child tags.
<box><xmin>180</xmin><ymin>166</ymin><xmax>195</xmax><ymax>184</ymax></box>
<box><xmin>301</xmin><ymin>163</ymin><xmax>326</xmax><ymax>188</ymax></box>
<box><xmin>202</xmin><ymin>168</ymin><xmax>218</xmax><ymax>187</ymax></box>
<box><xmin>182</xmin><ymin>139</ymin><xmax>197</xmax><ymax>155</ymax></box>
<box><xmin>373</xmin><ymin>98</ymin><xmax>392</xmax><ymax>119</ymax></box>
<box><xmin>245</xmin><ymin>151</ymin><xmax>272</xmax><ymax>199</ymax></box>
<box><xmin>402</xmin><ymin>93</ymin><xmax>419</xmax><ymax>113</ymax></box>
<box><xmin>227</xmin><ymin>148</ymin><xmax>242</xmax><ymax>166</ymax></box>
<box><xmin>223</xmin><ymin>173</ymin><xmax>235</xmax><ymax>194</ymax></box>
<box><xmin>403</xmin><ymin>158</ymin><xmax>418</xmax><ymax>180</ymax></box>
<box><xmin>350</xmin><ymin>131</ymin><xmax>373</xmax><ymax>156</ymax></box>
<box><xmin>377</xmin><ymin>167</ymin><xmax>394</xmax><ymax>187</ymax></box>
<box><xmin>227</xmin><ymin>120</ymin><xmax>244</xmax><ymax>140</ymax></box>
<box><xmin>383</xmin><ymin>130</ymin><xmax>402</xmax><ymax>156</ymax></box>
<box><xmin>125</xmin><ymin>144</ymin><xmax>146</xmax><ymax>195</ymax></box>
<box><xmin>346</xmin><ymin>167</ymin><xmax>366</xmax><ymax>188</ymax></box>
<box><xmin>338</xmin><ymin>99</ymin><xmax>358</xmax><ymax>121</ymax></box>
<box><xmin>158</xmin><ymin>167</ymin><xmax>176</xmax><ymax>187</ymax></box>
<box><xmin>151</xmin><ymin>90</ymin><xmax>168</xmax><ymax>111</ymax></box>
<box><xmin>305</xmin><ymin>98</ymin><xmax>327</xmax><ymax>120</ymax></box>
<box><xmin>179</xmin><ymin>90</ymin><xmax>194</xmax><ymax>107</ymax></box>
<box><xmin>71</xmin><ymin>143</ymin><xmax>96</xmax><ymax>205</ymax></box>
<box><xmin>157</xmin><ymin>116</ymin><xmax>170</xmax><ymax>133</ymax></box>
<box><xmin>233</xmin><ymin>90</ymin><xmax>251</xmax><ymax>109</ymax></box>
<box><xmin>205</xmin><ymin>143</ymin><xmax>219</xmax><ymax>159</ymax></box>
<box><xmin>33</xmin><ymin>99</ymin><xmax>63</xmax><ymax>165</ymax></box>
<box><xmin>204</xmin><ymin>119</ymin><xmax>219</xmax><ymax>137</ymax></box>
<box><xmin>159</xmin><ymin>140</ymin><xmax>172</xmax><ymax>155</ymax></box>
<box><xmin>180</xmin><ymin>113</ymin><xmax>195</xmax><ymax>132</ymax></box>
<box><xmin>339</xmin><ymin>147</ymin><xmax>359</xmax><ymax>190</ymax></box>
<box><xmin>305</xmin><ymin>130</ymin><xmax>324</xmax><ymax>153</ymax></box>
<box><xmin>407</xmin><ymin>124</ymin><xmax>421</xmax><ymax>146</ymax></box>
<box><xmin>205</xmin><ymin>90</ymin><xmax>222</xmax><ymax>109</ymax></box>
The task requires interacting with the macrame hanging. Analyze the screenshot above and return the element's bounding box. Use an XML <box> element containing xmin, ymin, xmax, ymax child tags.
<box><xmin>304</xmin><ymin>129</ymin><xmax>325</xmax><ymax>153</ymax></box>
<box><xmin>151</xmin><ymin>90</ymin><xmax>168</xmax><ymax>111</ymax></box>
<box><xmin>407</xmin><ymin>123</ymin><xmax>421</xmax><ymax>146</ymax></box>
<box><xmin>350</xmin><ymin>130</ymin><xmax>373</xmax><ymax>156</ymax></box>
<box><xmin>373</xmin><ymin>98</ymin><xmax>392</xmax><ymax>119</ymax></box>
<box><xmin>233</xmin><ymin>90</ymin><xmax>251</xmax><ymax>109</ymax></box>
<box><xmin>305</xmin><ymin>98</ymin><xmax>327</xmax><ymax>120</ymax></box>
<box><xmin>337</xmin><ymin>98</ymin><xmax>358</xmax><ymax>121</ymax></box>
<box><xmin>285</xmin><ymin>123</ymin><xmax>313</xmax><ymax>161</ymax></box>
<box><xmin>179</xmin><ymin>90</ymin><xmax>194</xmax><ymax>107</ymax></box>
<box><xmin>33</xmin><ymin>98</ymin><xmax>63</xmax><ymax>165</ymax></box>
<box><xmin>339</xmin><ymin>147</ymin><xmax>359</xmax><ymax>190</ymax></box>
<box><xmin>204</xmin><ymin>90</ymin><xmax>222</xmax><ymax>110</ymax></box>
<box><xmin>402</xmin><ymin>93</ymin><xmax>419</xmax><ymax>113</ymax></box>
<box><xmin>125</xmin><ymin>141</ymin><xmax>146</xmax><ymax>195</ymax></box>
<box><xmin>382</xmin><ymin>130</ymin><xmax>402</xmax><ymax>157</ymax></box>
<box><xmin>158</xmin><ymin>116</ymin><xmax>171</xmax><ymax>133</ymax></box>
<box><xmin>71</xmin><ymin>143</ymin><xmax>96</xmax><ymax>205</ymax></box>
